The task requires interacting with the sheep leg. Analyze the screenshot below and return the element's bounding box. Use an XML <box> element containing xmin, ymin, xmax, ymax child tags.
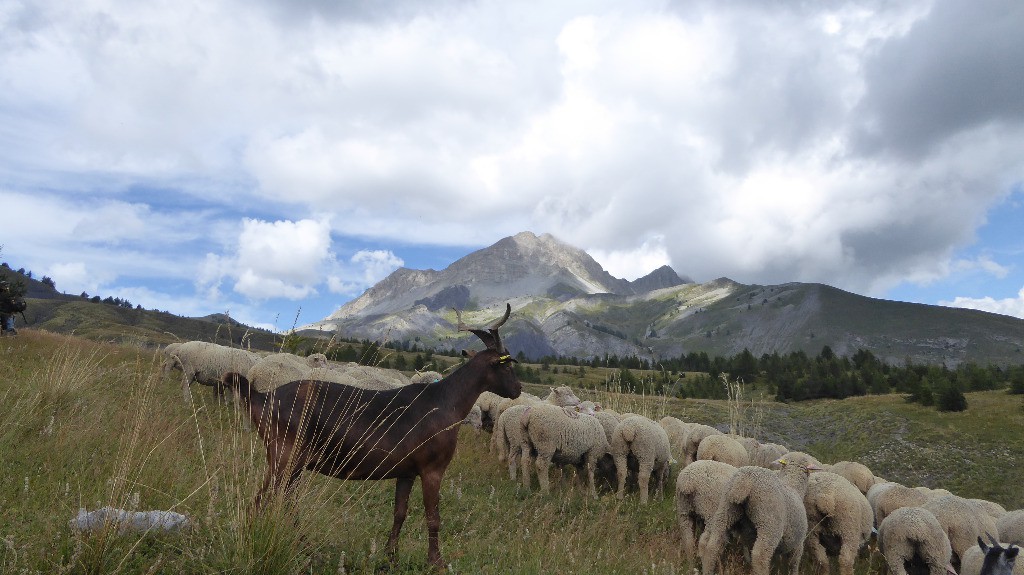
<box><xmin>386</xmin><ymin>478</ymin><xmax>414</xmax><ymax>561</ymax></box>
<box><xmin>749</xmin><ymin>537</ymin><xmax>775</xmax><ymax>575</ymax></box>
<box><xmin>420</xmin><ymin>471</ymin><xmax>445</xmax><ymax>568</ymax></box>
<box><xmin>507</xmin><ymin>443</ymin><xmax>519</xmax><ymax>481</ymax></box>
<box><xmin>613</xmin><ymin>454</ymin><xmax>629</xmax><ymax>500</ymax></box>
<box><xmin>637</xmin><ymin>462</ymin><xmax>654</xmax><ymax>504</ymax></box>
<box><xmin>677</xmin><ymin>497</ymin><xmax>698</xmax><ymax>561</ymax></box>
<box><xmin>837</xmin><ymin>543</ymin><xmax>858</xmax><ymax>575</ymax></box>
<box><xmin>805</xmin><ymin>527</ymin><xmax>829</xmax><ymax>574</ymax></box>
<box><xmin>520</xmin><ymin>447</ymin><xmax>534</xmax><ymax>489</ymax></box>
<box><xmin>700</xmin><ymin>508</ymin><xmax>739</xmax><ymax>575</ymax></box>
<box><xmin>584</xmin><ymin>453</ymin><xmax>598</xmax><ymax>499</ymax></box>
<box><xmin>534</xmin><ymin>450</ymin><xmax>554</xmax><ymax>494</ymax></box>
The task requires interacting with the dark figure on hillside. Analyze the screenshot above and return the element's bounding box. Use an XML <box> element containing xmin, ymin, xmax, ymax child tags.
<box><xmin>0</xmin><ymin>280</ymin><xmax>26</xmax><ymax>336</ymax></box>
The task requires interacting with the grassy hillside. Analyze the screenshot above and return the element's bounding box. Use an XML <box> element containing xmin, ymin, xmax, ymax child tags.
<box><xmin>2</xmin><ymin>329</ymin><xmax>1023</xmax><ymax>573</ymax></box>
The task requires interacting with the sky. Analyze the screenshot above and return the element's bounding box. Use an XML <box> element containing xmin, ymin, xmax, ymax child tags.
<box><xmin>2</xmin><ymin>0</ymin><xmax>1023</xmax><ymax>331</ymax></box>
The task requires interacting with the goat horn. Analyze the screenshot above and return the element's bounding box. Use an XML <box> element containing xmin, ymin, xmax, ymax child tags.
<box><xmin>489</xmin><ymin>303</ymin><xmax>511</xmax><ymax>330</ymax></box>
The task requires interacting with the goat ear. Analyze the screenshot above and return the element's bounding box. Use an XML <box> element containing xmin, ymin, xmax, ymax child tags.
<box><xmin>462</xmin><ymin>349</ymin><xmax>476</xmax><ymax>358</ymax></box>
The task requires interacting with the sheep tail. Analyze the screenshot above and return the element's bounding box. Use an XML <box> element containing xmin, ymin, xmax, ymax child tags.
<box><xmin>619</xmin><ymin>422</ymin><xmax>639</xmax><ymax>444</ymax></box>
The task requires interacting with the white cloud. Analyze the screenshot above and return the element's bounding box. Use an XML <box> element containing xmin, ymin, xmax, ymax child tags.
<box><xmin>3</xmin><ymin>0</ymin><xmax>1024</xmax><ymax>324</ymax></box>
<box><xmin>589</xmin><ymin>236</ymin><xmax>671</xmax><ymax>281</ymax></box>
<box><xmin>327</xmin><ymin>249</ymin><xmax>404</xmax><ymax>296</ymax></box>
<box><xmin>941</xmin><ymin>287</ymin><xmax>1024</xmax><ymax>320</ymax></box>
<box><xmin>199</xmin><ymin>218</ymin><xmax>335</xmax><ymax>300</ymax></box>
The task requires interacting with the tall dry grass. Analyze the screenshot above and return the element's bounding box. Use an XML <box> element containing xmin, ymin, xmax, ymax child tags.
<box><xmin>3</xmin><ymin>330</ymin><xmax>1023</xmax><ymax>573</ymax></box>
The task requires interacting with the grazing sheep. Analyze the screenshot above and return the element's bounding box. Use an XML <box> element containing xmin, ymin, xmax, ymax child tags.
<box><xmin>313</xmin><ymin>364</ymin><xmax>403</xmax><ymax>391</ymax></box>
<box><xmin>923</xmin><ymin>495</ymin><xmax>1001</xmax><ymax>569</ymax></box>
<box><xmin>160</xmin><ymin>342</ymin><xmax>183</xmax><ymax>376</ymax></box>
<box><xmin>729</xmin><ymin>434</ymin><xmax>760</xmax><ymax>464</ymax></box>
<box><xmin>872</xmin><ymin>482</ymin><xmax>930</xmax><ymax>526</ymax></box>
<box><xmin>752</xmin><ymin>442</ymin><xmax>788</xmax><ymax>469</ymax></box>
<box><xmin>492</xmin><ymin>403</ymin><xmax>535</xmax><ymax>481</ymax></box>
<box><xmin>998</xmin><ymin>510</ymin><xmax>1024</xmax><ymax>546</ymax></box>
<box><xmin>462</xmin><ymin>403</ymin><xmax>483</xmax><ymax>431</ymax></box>
<box><xmin>877</xmin><ymin>506</ymin><xmax>953</xmax><ymax>575</ymax></box>
<box><xmin>698</xmin><ymin>457</ymin><xmax>819</xmax><ymax>575</ymax></box>
<box><xmin>960</xmin><ymin>538</ymin><xmax>1023</xmax><ymax>575</ymax></box>
<box><xmin>410</xmin><ymin>370</ymin><xmax>444</xmax><ymax>384</ymax></box>
<box><xmin>683</xmin><ymin>424</ymin><xmax>722</xmax><ymax>466</ymax></box>
<box><xmin>519</xmin><ymin>403</ymin><xmax>609</xmax><ymax>498</ymax></box>
<box><xmin>334</xmin><ymin>363</ymin><xmax>410</xmax><ymax>389</ymax></box>
<box><xmin>802</xmin><ymin>471</ymin><xmax>873</xmax><ymax>575</ymax></box>
<box><xmin>971</xmin><ymin>499</ymin><xmax>1009</xmax><ymax>522</ymax></box>
<box><xmin>170</xmin><ymin>341</ymin><xmax>261</xmax><ymax>400</ymax></box>
<box><xmin>491</xmin><ymin>386</ymin><xmax>585</xmax><ymax>478</ymax></box>
<box><xmin>829</xmin><ymin>461</ymin><xmax>875</xmax><ymax>496</ymax></box>
<box><xmin>659</xmin><ymin>416</ymin><xmax>694</xmax><ymax>462</ymax></box>
<box><xmin>696</xmin><ymin>434</ymin><xmax>750</xmax><ymax>468</ymax></box>
<box><xmin>476</xmin><ymin>391</ymin><xmax>504</xmax><ymax>432</ymax></box>
<box><xmin>675</xmin><ymin>459</ymin><xmax>738</xmax><ymax>562</ymax></box>
<box><xmin>610</xmin><ymin>415</ymin><xmax>673</xmax><ymax>503</ymax></box>
<box><xmin>246</xmin><ymin>352</ymin><xmax>326</xmax><ymax>393</ymax></box>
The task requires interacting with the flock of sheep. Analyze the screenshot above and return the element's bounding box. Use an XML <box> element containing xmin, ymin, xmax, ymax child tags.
<box><xmin>160</xmin><ymin>341</ymin><xmax>442</xmax><ymax>401</ymax></box>
<box><xmin>160</xmin><ymin>341</ymin><xmax>1021</xmax><ymax>574</ymax></box>
<box><xmin>471</xmin><ymin>387</ymin><xmax>1023</xmax><ymax>575</ymax></box>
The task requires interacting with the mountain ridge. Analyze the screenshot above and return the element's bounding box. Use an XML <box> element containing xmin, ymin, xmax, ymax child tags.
<box><xmin>302</xmin><ymin>232</ymin><xmax>1024</xmax><ymax>366</ymax></box>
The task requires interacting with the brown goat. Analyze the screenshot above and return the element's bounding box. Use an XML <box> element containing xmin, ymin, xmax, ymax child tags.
<box><xmin>223</xmin><ymin>304</ymin><xmax>522</xmax><ymax>569</ymax></box>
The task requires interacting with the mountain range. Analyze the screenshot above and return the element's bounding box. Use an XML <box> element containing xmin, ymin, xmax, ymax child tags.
<box><xmin>302</xmin><ymin>231</ymin><xmax>1024</xmax><ymax>366</ymax></box>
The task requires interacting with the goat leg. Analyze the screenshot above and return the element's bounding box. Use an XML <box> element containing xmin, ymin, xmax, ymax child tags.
<box><xmin>387</xmin><ymin>478</ymin><xmax>414</xmax><ymax>562</ymax></box>
<box><xmin>420</xmin><ymin>472</ymin><xmax>445</xmax><ymax>568</ymax></box>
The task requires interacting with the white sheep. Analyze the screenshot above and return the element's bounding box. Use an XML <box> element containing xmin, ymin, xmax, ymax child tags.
<box><xmin>476</xmin><ymin>390</ymin><xmax>505</xmax><ymax>432</ymax></box>
<box><xmin>729</xmin><ymin>434</ymin><xmax>760</xmax><ymax>463</ymax></box>
<box><xmin>674</xmin><ymin>459</ymin><xmax>738</xmax><ymax>562</ymax></box>
<box><xmin>752</xmin><ymin>442</ymin><xmax>788</xmax><ymax>469</ymax></box>
<box><xmin>698</xmin><ymin>456</ymin><xmax>818</xmax><ymax>575</ymax></box>
<box><xmin>491</xmin><ymin>386</ymin><xmax>583</xmax><ymax>476</ymax></box>
<box><xmin>462</xmin><ymin>403</ymin><xmax>483</xmax><ymax>432</ymax></box>
<box><xmin>923</xmin><ymin>495</ymin><xmax>1001</xmax><ymax>569</ymax></box>
<box><xmin>877</xmin><ymin>506</ymin><xmax>953</xmax><ymax>575</ymax></box>
<box><xmin>871</xmin><ymin>482</ymin><xmax>930</xmax><ymax>526</ymax></box>
<box><xmin>519</xmin><ymin>402</ymin><xmax>609</xmax><ymax>498</ymax></box>
<box><xmin>609</xmin><ymin>415</ymin><xmax>673</xmax><ymax>503</ymax></box>
<box><xmin>333</xmin><ymin>363</ymin><xmax>410</xmax><ymax>389</ymax></box>
<box><xmin>971</xmin><ymin>499</ymin><xmax>1009</xmax><ymax>522</ymax></box>
<box><xmin>409</xmin><ymin>370</ymin><xmax>444</xmax><ymax>384</ymax></box>
<box><xmin>960</xmin><ymin>538</ymin><xmax>1024</xmax><ymax>575</ymax></box>
<box><xmin>492</xmin><ymin>403</ymin><xmax>535</xmax><ymax>481</ymax></box>
<box><xmin>246</xmin><ymin>352</ymin><xmax>326</xmax><ymax>392</ymax></box>
<box><xmin>682</xmin><ymin>423</ymin><xmax>722</xmax><ymax>466</ymax></box>
<box><xmin>828</xmin><ymin>460</ymin><xmax>875</xmax><ymax>496</ymax></box>
<box><xmin>998</xmin><ymin>510</ymin><xmax>1024</xmax><ymax>546</ymax></box>
<box><xmin>592</xmin><ymin>406</ymin><xmax>622</xmax><ymax>444</ymax></box>
<box><xmin>802</xmin><ymin>471</ymin><xmax>873</xmax><ymax>575</ymax></box>
<box><xmin>170</xmin><ymin>341</ymin><xmax>260</xmax><ymax>401</ymax></box>
<box><xmin>696</xmin><ymin>434</ymin><xmax>750</xmax><ymax>468</ymax></box>
<box><xmin>659</xmin><ymin>416</ymin><xmax>694</xmax><ymax>462</ymax></box>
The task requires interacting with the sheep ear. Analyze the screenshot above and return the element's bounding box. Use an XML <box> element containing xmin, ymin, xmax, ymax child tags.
<box><xmin>978</xmin><ymin>536</ymin><xmax>987</xmax><ymax>551</ymax></box>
